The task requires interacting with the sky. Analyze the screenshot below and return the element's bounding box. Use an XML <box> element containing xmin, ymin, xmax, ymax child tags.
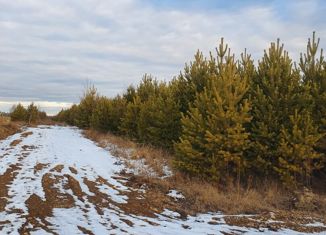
<box><xmin>0</xmin><ymin>0</ymin><xmax>325</xmax><ymax>115</ymax></box>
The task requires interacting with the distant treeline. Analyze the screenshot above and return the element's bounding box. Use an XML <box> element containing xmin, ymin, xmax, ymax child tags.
<box><xmin>10</xmin><ymin>103</ymin><xmax>47</xmax><ymax>123</ymax></box>
<box><xmin>54</xmin><ymin>32</ymin><xmax>326</xmax><ymax>187</ymax></box>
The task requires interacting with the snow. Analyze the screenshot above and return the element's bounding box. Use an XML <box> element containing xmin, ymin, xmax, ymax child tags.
<box><xmin>167</xmin><ymin>190</ymin><xmax>185</xmax><ymax>200</ymax></box>
<box><xmin>305</xmin><ymin>222</ymin><xmax>326</xmax><ymax>227</ymax></box>
<box><xmin>162</xmin><ymin>165</ymin><xmax>173</xmax><ymax>178</ymax></box>
<box><xmin>0</xmin><ymin>125</ymin><xmax>325</xmax><ymax>235</ymax></box>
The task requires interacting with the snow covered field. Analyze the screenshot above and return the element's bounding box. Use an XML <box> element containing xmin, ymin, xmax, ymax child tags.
<box><xmin>0</xmin><ymin>125</ymin><xmax>325</xmax><ymax>235</ymax></box>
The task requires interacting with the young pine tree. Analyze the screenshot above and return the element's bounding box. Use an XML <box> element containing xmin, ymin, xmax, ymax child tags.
<box><xmin>298</xmin><ymin>32</ymin><xmax>326</xmax><ymax>176</ymax></box>
<box><xmin>276</xmin><ymin>110</ymin><xmax>323</xmax><ymax>186</ymax></box>
<box><xmin>299</xmin><ymin>32</ymin><xmax>326</xmax><ymax>132</ymax></box>
<box><xmin>174</xmin><ymin>38</ymin><xmax>251</xmax><ymax>183</ymax></box>
<box><xmin>120</xmin><ymin>95</ymin><xmax>142</xmax><ymax>139</ymax></box>
<box><xmin>26</xmin><ymin>103</ymin><xmax>39</xmax><ymax>124</ymax></box>
<box><xmin>136</xmin><ymin>74</ymin><xmax>160</xmax><ymax>102</ymax></box>
<box><xmin>10</xmin><ymin>103</ymin><xmax>27</xmax><ymax>121</ymax></box>
<box><xmin>120</xmin><ymin>76</ymin><xmax>164</xmax><ymax>139</ymax></box>
<box><xmin>249</xmin><ymin>40</ymin><xmax>299</xmax><ymax>175</ymax></box>
<box><xmin>90</xmin><ymin>97</ymin><xmax>113</xmax><ymax>132</ymax></box>
<box><xmin>91</xmin><ymin>96</ymin><xmax>126</xmax><ymax>133</ymax></box>
<box><xmin>250</xmin><ymin>39</ymin><xmax>322</xmax><ymax>186</ymax></box>
<box><xmin>123</xmin><ymin>85</ymin><xmax>137</xmax><ymax>103</ymax></box>
<box><xmin>137</xmin><ymin>84</ymin><xmax>181</xmax><ymax>149</ymax></box>
<box><xmin>76</xmin><ymin>85</ymin><xmax>99</xmax><ymax>128</ymax></box>
<box><xmin>172</xmin><ymin>50</ymin><xmax>214</xmax><ymax>114</ymax></box>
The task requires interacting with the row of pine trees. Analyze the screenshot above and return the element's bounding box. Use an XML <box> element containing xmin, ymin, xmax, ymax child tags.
<box><xmin>54</xmin><ymin>33</ymin><xmax>326</xmax><ymax>187</ymax></box>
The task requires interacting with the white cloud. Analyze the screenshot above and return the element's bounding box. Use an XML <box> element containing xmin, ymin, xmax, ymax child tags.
<box><xmin>0</xmin><ymin>0</ymin><xmax>325</xmax><ymax>114</ymax></box>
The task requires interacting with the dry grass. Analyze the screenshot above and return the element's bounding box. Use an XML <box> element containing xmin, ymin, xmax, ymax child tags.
<box><xmin>83</xmin><ymin>130</ymin><xmax>173</xmax><ymax>177</ymax></box>
<box><xmin>27</xmin><ymin>118</ymin><xmax>57</xmax><ymax>127</ymax></box>
<box><xmin>0</xmin><ymin>118</ymin><xmax>58</xmax><ymax>141</ymax></box>
<box><xmin>168</xmin><ymin>175</ymin><xmax>291</xmax><ymax>214</ymax></box>
<box><xmin>83</xmin><ymin>129</ymin><xmax>326</xmax><ymax>220</ymax></box>
<box><xmin>0</xmin><ymin>120</ymin><xmax>23</xmax><ymax>140</ymax></box>
<box><xmin>130</xmin><ymin>172</ymin><xmax>326</xmax><ymax>221</ymax></box>
<box><xmin>0</xmin><ymin>116</ymin><xmax>11</xmax><ymax>125</ymax></box>
<box><xmin>129</xmin><ymin>146</ymin><xmax>173</xmax><ymax>177</ymax></box>
<box><xmin>84</xmin><ymin>129</ymin><xmax>135</xmax><ymax>150</ymax></box>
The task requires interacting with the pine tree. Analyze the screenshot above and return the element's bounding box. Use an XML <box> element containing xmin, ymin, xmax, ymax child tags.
<box><xmin>26</xmin><ymin>103</ymin><xmax>39</xmax><ymax>124</ymax></box>
<box><xmin>136</xmin><ymin>74</ymin><xmax>160</xmax><ymax>102</ymax></box>
<box><xmin>172</xmin><ymin>50</ymin><xmax>214</xmax><ymax>114</ymax></box>
<box><xmin>298</xmin><ymin>32</ymin><xmax>326</xmax><ymax>174</ymax></box>
<box><xmin>68</xmin><ymin>104</ymin><xmax>80</xmax><ymax>126</ymax></box>
<box><xmin>120</xmin><ymin>76</ymin><xmax>169</xmax><ymax>140</ymax></box>
<box><xmin>91</xmin><ymin>96</ymin><xmax>126</xmax><ymax>133</ymax></box>
<box><xmin>174</xmin><ymin>38</ymin><xmax>251</xmax><ymax>182</ymax></box>
<box><xmin>10</xmin><ymin>103</ymin><xmax>27</xmax><ymax>121</ymax></box>
<box><xmin>76</xmin><ymin>85</ymin><xmax>99</xmax><ymax>128</ymax></box>
<box><xmin>123</xmin><ymin>85</ymin><xmax>137</xmax><ymax>103</ymax></box>
<box><xmin>249</xmin><ymin>40</ymin><xmax>300</xmax><ymax>174</ymax></box>
<box><xmin>299</xmin><ymin>32</ymin><xmax>326</xmax><ymax>131</ymax></box>
<box><xmin>276</xmin><ymin>110</ymin><xmax>323</xmax><ymax>186</ymax></box>
<box><xmin>120</xmin><ymin>95</ymin><xmax>142</xmax><ymax>139</ymax></box>
<box><xmin>137</xmin><ymin>85</ymin><xmax>181</xmax><ymax>149</ymax></box>
<box><xmin>54</xmin><ymin>104</ymin><xmax>79</xmax><ymax>125</ymax></box>
<box><xmin>250</xmin><ymin>39</ymin><xmax>322</xmax><ymax>186</ymax></box>
<box><xmin>90</xmin><ymin>97</ymin><xmax>112</xmax><ymax>132</ymax></box>
<box><xmin>238</xmin><ymin>49</ymin><xmax>255</xmax><ymax>99</ymax></box>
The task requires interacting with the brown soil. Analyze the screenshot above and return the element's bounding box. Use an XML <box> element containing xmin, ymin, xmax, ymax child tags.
<box><xmin>50</xmin><ymin>164</ymin><xmax>64</xmax><ymax>173</ymax></box>
<box><xmin>0</xmin><ymin>164</ymin><xmax>22</xmax><ymax>211</ymax></box>
<box><xmin>18</xmin><ymin>169</ymin><xmax>84</xmax><ymax>234</ymax></box>
<box><xmin>22</xmin><ymin>145</ymin><xmax>37</xmax><ymax>151</ymax></box>
<box><xmin>69</xmin><ymin>167</ymin><xmax>78</xmax><ymax>174</ymax></box>
<box><xmin>25</xmin><ymin>194</ymin><xmax>52</xmax><ymax>217</ymax></box>
<box><xmin>83</xmin><ymin>178</ymin><xmax>113</xmax><ymax>215</ymax></box>
<box><xmin>64</xmin><ymin>174</ymin><xmax>85</xmax><ymax>201</ymax></box>
<box><xmin>19</xmin><ymin>193</ymin><xmax>57</xmax><ymax>235</ymax></box>
<box><xmin>10</xmin><ymin>139</ymin><xmax>22</xmax><ymax>147</ymax></box>
<box><xmin>34</xmin><ymin>163</ymin><xmax>49</xmax><ymax>174</ymax></box>
<box><xmin>77</xmin><ymin>226</ymin><xmax>95</xmax><ymax>235</ymax></box>
<box><xmin>21</xmin><ymin>131</ymin><xmax>33</xmax><ymax>138</ymax></box>
<box><xmin>118</xmin><ymin>174</ymin><xmax>180</xmax><ymax>218</ymax></box>
<box><xmin>0</xmin><ymin>220</ymin><xmax>11</xmax><ymax>231</ymax></box>
<box><xmin>42</xmin><ymin>173</ymin><xmax>75</xmax><ymax>209</ymax></box>
<box><xmin>120</xmin><ymin>218</ymin><xmax>134</xmax><ymax>227</ymax></box>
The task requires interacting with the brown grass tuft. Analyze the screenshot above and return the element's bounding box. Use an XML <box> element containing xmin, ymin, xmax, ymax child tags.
<box><xmin>0</xmin><ymin>121</ymin><xmax>23</xmax><ymax>140</ymax></box>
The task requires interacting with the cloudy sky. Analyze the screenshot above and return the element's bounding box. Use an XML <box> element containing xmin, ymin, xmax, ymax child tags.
<box><xmin>0</xmin><ymin>0</ymin><xmax>325</xmax><ymax>115</ymax></box>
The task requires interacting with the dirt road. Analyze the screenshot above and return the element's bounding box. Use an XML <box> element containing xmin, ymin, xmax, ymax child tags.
<box><xmin>0</xmin><ymin>126</ymin><xmax>325</xmax><ymax>235</ymax></box>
